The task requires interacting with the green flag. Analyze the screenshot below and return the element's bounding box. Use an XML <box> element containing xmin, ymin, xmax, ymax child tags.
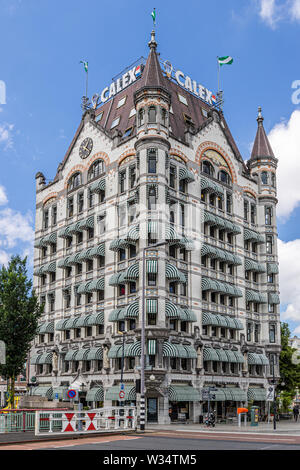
<box><xmin>80</xmin><ymin>60</ymin><xmax>88</xmax><ymax>73</ymax></box>
<box><xmin>151</xmin><ymin>8</ymin><xmax>156</xmax><ymax>25</ymax></box>
<box><xmin>218</xmin><ymin>56</ymin><xmax>233</xmax><ymax>66</ymax></box>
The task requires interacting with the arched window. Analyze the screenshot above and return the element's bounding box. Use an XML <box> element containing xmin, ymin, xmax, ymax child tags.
<box><xmin>271</xmin><ymin>173</ymin><xmax>276</xmax><ymax>188</ymax></box>
<box><xmin>68</xmin><ymin>172</ymin><xmax>82</xmax><ymax>191</ymax></box>
<box><xmin>161</xmin><ymin>108</ymin><xmax>167</xmax><ymax>127</ymax></box>
<box><xmin>202</xmin><ymin>160</ymin><xmax>214</xmax><ymax>176</ymax></box>
<box><xmin>148</xmin><ymin>106</ymin><xmax>156</xmax><ymax>124</ymax></box>
<box><xmin>138</xmin><ymin>108</ymin><xmax>145</xmax><ymax>126</ymax></box>
<box><xmin>88</xmin><ymin>159</ymin><xmax>105</xmax><ymax>180</ymax></box>
<box><xmin>261</xmin><ymin>171</ymin><xmax>268</xmax><ymax>185</ymax></box>
<box><xmin>219</xmin><ymin>170</ymin><xmax>231</xmax><ymax>185</ymax></box>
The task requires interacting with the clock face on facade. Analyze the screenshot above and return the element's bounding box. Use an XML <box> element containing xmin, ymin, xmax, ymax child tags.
<box><xmin>79</xmin><ymin>137</ymin><xmax>93</xmax><ymax>159</ymax></box>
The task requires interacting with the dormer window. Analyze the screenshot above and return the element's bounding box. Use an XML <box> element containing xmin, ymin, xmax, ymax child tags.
<box><xmin>111</xmin><ymin>117</ymin><xmax>120</xmax><ymax>129</ymax></box>
<box><xmin>178</xmin><ymin>94</ymin><xmax>188</xmax><ymax>106</ymax></box>
<box><xmin>117</xmin><ymin>96</ymin><xmax>127</xmax><ymax>108</ymax></box>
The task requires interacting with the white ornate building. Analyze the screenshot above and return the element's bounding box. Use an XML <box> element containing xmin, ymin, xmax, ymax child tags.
<box><xmin>30</xmin><ymin>31</ymin><xmax>281</xmax><ymax>423</ymax></box>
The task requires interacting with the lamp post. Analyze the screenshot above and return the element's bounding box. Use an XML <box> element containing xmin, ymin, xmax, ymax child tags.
<box><xmin>140</xmin><ymin>241</ymin><xmax>167</xmax><ymax>432</ymax></box>
<box><xmin>118</xmin><ymin>330</ymin><xmax>125</xmax><ymax>407</ymax></box>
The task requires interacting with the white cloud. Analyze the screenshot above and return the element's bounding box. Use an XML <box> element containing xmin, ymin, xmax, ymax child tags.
<box><xmin>267</xmin><ymin>109</ymin><xmax>300</xmax><ymax>220</ymax></box>
<box><xmin>0</xmin><ymin>122</ymin><xmax>14</xmax><ymax>150</ymax></box>
<box><xmin>278</xmin><ymin>239</ymin><xmax>300</xmax><ymax>331</ymax></box>
<box><xmin>0</xmin><ymin>185</ymin><xmax>8</xmax><ymax>205</ymax></box>
<box><xmin>257</xmin><ymin>0</ymin><xmax>300</xmax><ymax>26</ymax></box>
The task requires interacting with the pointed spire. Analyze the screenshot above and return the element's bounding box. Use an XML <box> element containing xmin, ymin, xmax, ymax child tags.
<box><xmin>250</xmin><ymin>106</ymin><xmax>275</xmax><ymax>160</ymax></box>
<box><xmin>138</xmin><ymin>30</ymin><xmax>168</xmax><ymax>91</ymax></box>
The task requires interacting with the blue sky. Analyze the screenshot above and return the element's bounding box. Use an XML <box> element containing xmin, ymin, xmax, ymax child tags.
<box><xmin>1</xmin><ymin>0</ymin><xmax>300</xmax><ymax>334</ymax></box>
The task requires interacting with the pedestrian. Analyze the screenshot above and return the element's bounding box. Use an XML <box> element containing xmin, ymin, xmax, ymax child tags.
<box><xmin>293</xmin><ymin>405</ymin><xmax>299</xmax><ymax>422</ymax></box>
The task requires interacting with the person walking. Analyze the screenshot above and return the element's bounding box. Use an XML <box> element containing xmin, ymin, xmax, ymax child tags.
<box><xmin>293</xmin><ymin>405</ymin><xmax>299</xmax><ymax>422</ymax></box>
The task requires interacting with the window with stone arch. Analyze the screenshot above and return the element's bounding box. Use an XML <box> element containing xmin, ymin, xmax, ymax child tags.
<box><xmin>201</xmin><ymin>160</ymin><xmax>214</xmax><ymax>177</ymax></box>
<box><xmin>218</xmin><ymin>169</ymin><xmax>231</xmax><ymax>185</ymax></box>
<box><xmin>138</xmin><ymin>108</ymin><xmax>145</xmax><ymax>126</ymax></box>
<box><xmin>67</xmin><ymin>172</ymin><xmax>82</xmax><ymax>191</ymax></box>
<box><xmin>88</xmin><ymin>159</ymin><xmax>105</xmax><ymax>181</ymax></box>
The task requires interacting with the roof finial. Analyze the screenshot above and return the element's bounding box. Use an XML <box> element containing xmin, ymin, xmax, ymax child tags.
<box><xmin>257</xmin><ymin>106</ymin><xmax>264</xmax><ymax>126</ymax></box>
<box><xmin>148</xmin><ymin>29</ymin><xmax>157</xmax><ymax>50</ymax></box>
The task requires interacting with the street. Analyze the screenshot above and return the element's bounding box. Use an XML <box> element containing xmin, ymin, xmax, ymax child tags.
<box><xmin>2</xmin><ymin>429</ymin><xmax>300</xmax><ymax>450</ymax></box>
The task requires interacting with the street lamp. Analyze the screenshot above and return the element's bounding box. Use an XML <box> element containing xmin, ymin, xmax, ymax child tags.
<box><xmin>118</xmin><ymin>330</ymin><xmax>125</xmax><ymax>407</ymax></box>
<box><xmin>140</xmin><ymin>240</ymin><xmax>168</xmax><ymax>432</ymax></box>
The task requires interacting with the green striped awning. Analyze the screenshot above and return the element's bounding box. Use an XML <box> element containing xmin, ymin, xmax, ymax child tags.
<box><xmin>34</xmin><ymin>237</ymin><xmax>46</xmax><ymax>248</ymax></box>
<box><xmin>122</xmin><ymin>263</ymin><xmax>139</xmax><ymax>281</ymax></box>
<box><xmin>268</xmin><ymin>293</ymin><xmax>280</xmax><ymax>304</ymax></box>
<box><xmin>245</xmin><ymin>259</ymin><xmax>266</xmax><ymax>272</ymax></box>
<box><xmin>74</xmin><ymin>349</ymin><xmax>90</xmax><ymax>361</ymax></box>
<box><xmin>267</xmin><ymin>263</ymin><xmax>279</xmax><ymax>274</ymax></box>
<box><xmin>148</xmin><ymin>339</ymin><xmax>156</xmax><ymax>355</ymax></box>
<box><xmin>86</xmin><ymin>311</ymin><xmax>104</xmax><ymax>325</ymax></box>
<box><xmin>78</xmin><ymin>248</ymin><xmax>94</xmax><ymax>262</ymax></box>
<box><xmin>105</xmin><ymin>385</ymin><xmax>136</xmax><ymax>401</ymax></box>
<box><xmin>78</xmin><ymin>216</ymin><xmax>95</xmax><ymax>231</ymax></box>
<box><xmin>109</xmin><ymin>238</ymin><xmax>133</xmax><ymax>251</ymax></box>
<box><xmin>38</xmin><ymin>321</ymin><xmax>55</xmax><ymax>334</ymax></box>
<box><xmin>172</xmin><ymin>236</ymin><xmax>194</xmax><ymax>251</ymax></box>
<box><xmin>168</xmin><ymin>385</ymin><xmax>200</xmax><ymax>402</ymax></box>
<box><xmin>68</xmin><ymin>222</ymin><xmax>82</xmax><ymax>235</ymax></box>
<box><xmin>148</xmin><ymin>220</ymin><xmax>158</xmax><ymax>234</ymax></box>
<box><xmin>147</xmin><ymin>259</ymin><xmax>158</xmax><ymax>273</ymax></box>
<box><xmin>86</xmin><ymin>278</ymin><xmax>105</xmax><ymax>292</ymax></box>
<box><xmin>86</xmin><ymin>386</ymin><xmax>104</xmax><ymax>402</ymax></box>
<box><xmin>178</xmin><ymin>167</ymin><xmax>195</xmax><ymax>183</ymax></box>
<box><xmin>248</xmin><ymin>353</ymin><xmax>269</xmax><ymax>365</ymax></box>
<box><xmin>147</xmin><ymin>299</ymin><xmax>158</xmax><ymax>314</ymax></box>
<box><xmin>201</xmin><ymin>244</ymin><xmax>242</xmax><ymax>265</ymax></box>
<box><xmin>87</xmin><ymin>348</ymin><xmax>103</xmax><ymax>360</ymax></box>
<box><xmin>182</xmin><ymin>308</ymin><xmax>197</xmax><ymax>322</ymax></box>
<box><xmin>63</xmin><ymin>317</ymin><xmax>77</xmax><ymax>330</ymax></box>
<box><xmin>203</xmin><ymin>348</ymin><xmax>223</xmax><ymax>362</ymax></box>
<box><xmin>224</xmin><ymin>388</ymin><xmax>247</xmax><ymax>401</ymax></box>
<box><xmin>225</xmin><ymin>350</ymin><xmax>238</xmax><ymax>363</ymax></box>
<box><xmin>234</xmin><ymin>351</ymin><xmax>245</xmax><ymax>364</ymax></box>
<box><xmin>122</xmin><ymin>300</ymin><xmax>139</xmax><ymax>318</ymax></box>
<box><xmin>162</xmin><ymin>342</ymin><xmax>196</xmax><ymax>358</ymax></box>
<box><xmin>37</xmin><ymin>352</ymin><xmax>53</xmax><ymax>364</ymax></box>
<box><xmin>40</xmin><ymin>262</ymin><xmax>56</xmax><ymax>274</ymax></box>
<box><xmin>248</xmin><ymin>388</ymin><xmax>267</xmax><ymax>401</ymax></box>
<box><xmin>108</xmin><ymin>308</ymin><xmax>123</xmax><ymax>322</ymax></box>
<box><xmin>244</xmin><ymin>228</ymin><xmax>265</xmax><ymax>243</ymax></box>
<box><xmin>165</xmin><ymin>224</ymin><xmax>181</xmax><ymax>242</ymax></box>
<box><xmin>66</xmin><ymin>252</ymin><xmax>82</xmax><ymax>265</ymax></box>
<box><xmin>108</xmin><ymin>344</ymin><xmax>123</xmax><ymax>358</ymax></box>
<box><xmin>126</xmin><ymin>224</ymin><xmax>140</xmax><ymax>241</ymax></box>
<box><xmin>201</xmin><ymin>177</ymin><xmax>224</xmax><ymax>197</ymax></box>
<box><xmin>201</xmin><ymin>388</ymin><xmax>226</xmax><ymax>402</ymax></box>
<box><xmin>202</xmin><ymin>277</ymin><xmax>242</xmax><ymax>297</ymax></box>
<box><xmin>89</xmin><ymin>243</ymin><xmax>105</xmax><ymax>257</ymax></box>
<box><xmin>77</xmin><ymin>281</ymin><xmax>92</xmax><ymax>294</ymax></box>
<box><xmin>64</xmin><ymin>350</ymin><xmax>78</xmax><ymax>361</ymax></box>
<box><xmin>202</xmin><ymin>313</ymin><xmax>243</xmax><ymax>330</ymax></box>
<box><xmin>90</xmin><ymin>178</ymin><xmax>105</xmax><ymax>193</ymax></box>
<box><xmin>55</xmin><ymin>319</ymin><xmax>69</xmax><ymax>331</ymax></box>
<box><xmin>42</xmin><ymin>232</ymin><xmax>57</xmax><ymax>245</ymax></box>
<box><xmin>245</xmin><ymin>290</ymin><xmax>268</xmax><ymax>303</ymax></box>
<box><xmin>30</xmin><ymin>354</ymin><xmax>42</xmax><ymax>364</ymax></box>
<box><xmin>57</xmin><ymin>256</ymin><xmax>71</xmax><ymax>268</ymax></box>
<box><xmin>75</xmin><ymin>315</ymin><xmax>92</xmax><ymax>327</ymax></box>
<box><xmin>58</xmin><ymin>226</ymin><xmax>73</xmax><ymax>239</ymax></box>
<box><xmin>33</xmin><ymin>266</ymin><xmax>44</xmax><ymax>277</ymax></box>
<box><xmin>166</xmin><ymin>263</ymin><xmax>186</xmax><ymax>283</ymax></box>
<box><xmin>32</xmin><ymin>386</ymin><xmax>53</xmax><ymax>399</ymax></box>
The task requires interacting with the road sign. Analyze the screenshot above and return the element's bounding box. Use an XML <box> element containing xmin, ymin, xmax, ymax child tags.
<box><xmin>120</xmin><ymin>383</ymin><xmax>125</xmax><ymax>391</ymax></box>
<box><xmin>119</xmin><ymin>390</ymin><xmax>125</xmax><ymax>399</ymax></box>
<box><xmin>266</xmin><ymin>386</ymin><xmax>275</xmax><ymax>401</ymax></box>
<box><xmin>67</xmin><ymin>389</ymin><xmax>77</xmax><ymax>399</ymax></box>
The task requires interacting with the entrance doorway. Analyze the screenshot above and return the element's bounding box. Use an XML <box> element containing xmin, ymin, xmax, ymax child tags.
<box><xmin>147</xmin><ymin>398</ymin><xmax>158</xmax><ymax>422</ymax></box>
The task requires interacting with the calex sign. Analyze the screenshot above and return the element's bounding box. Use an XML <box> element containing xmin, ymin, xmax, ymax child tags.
<box><xmin>92</xmin><ymin>64</ymin><xmax>143</xmax><ymax>108</ymax></box>
<box><xmin>163</xmin><ymin>60</ymin><xmax>216</xmax><ymax>106</ymax></box>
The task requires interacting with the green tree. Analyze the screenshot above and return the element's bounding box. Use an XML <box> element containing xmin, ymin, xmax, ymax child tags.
<box><xmin>277</xmin><ymin>322</ymin><xmax>300</xmax><ymax>398</ymax></box>
<box><xmin>0</xmin><ymin>255</ymin><xmax>43</xmax><ymax>407</ymax></box>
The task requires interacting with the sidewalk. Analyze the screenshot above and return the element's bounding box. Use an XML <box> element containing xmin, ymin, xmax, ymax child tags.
<box><xmin>146</xmin><ymin>419</ymin><xmax>300</xmax><ymax>435</ymax></box>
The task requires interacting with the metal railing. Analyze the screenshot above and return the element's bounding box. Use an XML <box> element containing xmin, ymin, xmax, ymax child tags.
<box><xmin>0</xmin><ymin>409</ymin><xmax>68</xmax><ymax>434</ymax></box>
<box><xmin>35</xmin><ymin>406</ymin><xmax>137</xmax><ymax>436</ymax></box>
